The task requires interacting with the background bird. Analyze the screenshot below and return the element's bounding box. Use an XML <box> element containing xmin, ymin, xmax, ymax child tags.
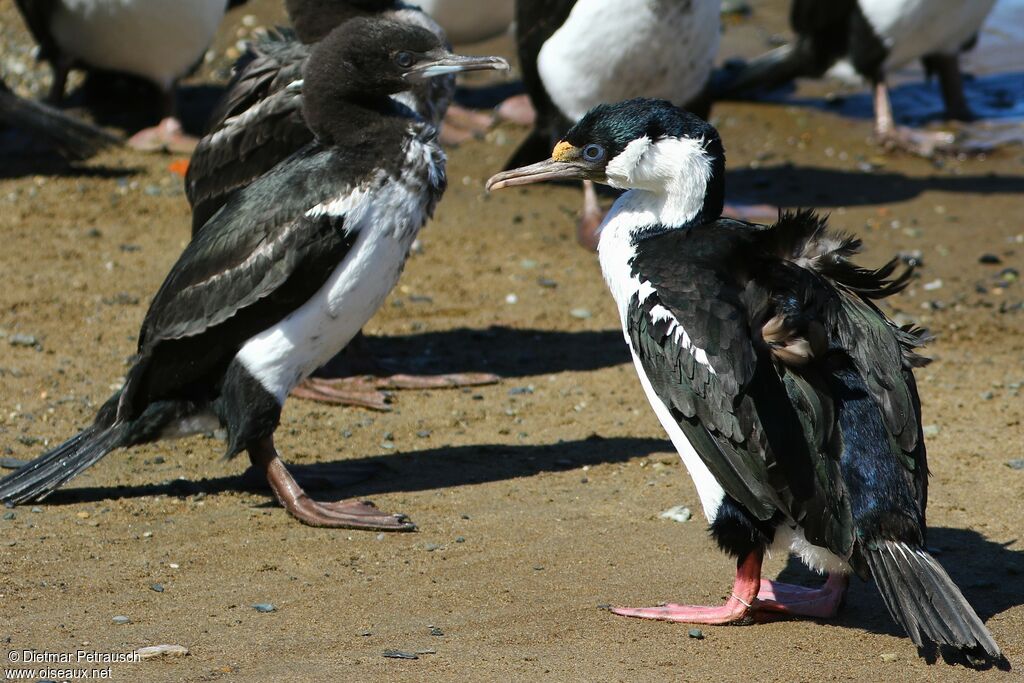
<box><xmin>13</xmin><ymin>0</ymin><xmax>231</xmax><ymax>152</ymax></box>
<box><xmin>508</xmin><ymin>0</ymin><xmax>721</xmax><ymax>250</ymax></box>
<box><xmin>713</xmin><ymin>0</ymin><xmax>999</xmax><ymax>156</ymax></box>
<box><xmin>488</xmin><ymin>97</ymin><xmax>1004</xmax><ymax>662</ymax></box>
<box><xmin>0</xmin><ymin>18</ymin><xmax>508</xmax><ymax>531</ymax></box>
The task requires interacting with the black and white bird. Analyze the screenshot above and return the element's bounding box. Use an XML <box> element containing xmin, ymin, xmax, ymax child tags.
<box><xmin>487</xmin><ymin>98</ymin><xmax>1004</xmax><ymax>660</ymax></box>
<box><xmin>0</xmin><ymin>18</ymin><xmax>507</xmax><ymax>531</ymax></box>
<box><xmin>0</xmin><ymin>75</ymin><xmax>119</xmax><ymax>161</ymax></box>
<box><xmin>13</xmin><ymin>0</ymin><xmax>230</xmax><ymax>152</ymax></box>
<box><xmin>188</xmin><ymin>0</ymin><xmax>505</xmax><ymax>409</ymax></box>
<box><xmin>187</xmin><ymin>0</ymin><xmax>457</xmax><ymax>232</ymax></box>
<box><xmin>509</xmin><ymin>0</ymin><xmax>721</xmax><ymax>249</ymax></box>
<box><xmin>714</xmin><ymin>0</ymin><xmax>998</xmax><ymax>155</ymax></box>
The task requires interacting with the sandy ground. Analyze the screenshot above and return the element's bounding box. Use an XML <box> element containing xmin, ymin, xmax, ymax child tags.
<box><xmin>1</xmin><ymin>1</ymin><xmax>1022</xmax><ymax>681</ymax></box>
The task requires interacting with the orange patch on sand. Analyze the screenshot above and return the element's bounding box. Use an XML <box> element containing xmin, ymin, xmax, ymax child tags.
<box><xmin>168</xmin><ymin>159</ymin><xmax>190</xmax><ymax>177</ymax></box>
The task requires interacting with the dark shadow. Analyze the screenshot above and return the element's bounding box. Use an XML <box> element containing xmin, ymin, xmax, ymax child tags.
<box><xmin>727</xmin><ymin>164</ymin><xmax>1024</xmax><ymax>209</ymax></box>
<box><xmin>37</xmin><ymin>435</ymin><xmax>667</xmax><ymax>505</ymax></box>
<box><xmin>774</xmin><ymin>527</ymin><xmax>1022</xmax><ymax>668</ymax></box>
<box><xmin>323</xmin><ymin>326</ymin><xmax>630</xmax><ymax>379</ymax></box>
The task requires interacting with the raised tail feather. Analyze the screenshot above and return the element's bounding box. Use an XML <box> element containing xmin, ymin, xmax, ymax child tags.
<box><xmin>866</xmin><ymin>540</ymin><xmax>1003</xmax><ymax>660</ymax></box>
<box><xmin>0</xmin><ymin>424</ymin><xmax>125</xmax><ymax>505</ymax></box>
<box><xmin>711</xmin><ymin>43</ymin><xmax>811</xmax><ymax>100</ymax></box>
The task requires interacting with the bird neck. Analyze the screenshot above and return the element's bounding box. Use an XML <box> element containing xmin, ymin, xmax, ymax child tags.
<box><xmin>303</xmin><ymin>91</ymin><xmax>409</xmax><ymax>148</ymax></box>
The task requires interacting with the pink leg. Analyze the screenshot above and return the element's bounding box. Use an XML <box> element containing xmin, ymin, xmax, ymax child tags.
<box><xmin>577</xmin><ymin>180</ymin><xmax>604</xmax><ymax>252</ymax></box>
<box><xmin>611</xmin><ymin>551</ymin><xmax>849</xmax><ymax>624</ymax></box>
<box><xmin>753</xmin><ymin>573</ymin><xmax>849</xmax><ymax>620</ymax></box>
<box><xmin>127</xmin><ymin>116</ymin><xmax>198</xmax><ymax>154</ymax></box>
<box><xmin>873</xmin><ymin>80</ymin><xmax>956</xmax><ymax>157</ymax></box>
<box><xmin>495</xmin><ymin>94</ymin><xmax>536</xmax><ymax>126</ymax></box>
<box><xmin>611</xmin><ymin>551</ymin><xmax>762</xmax><ymax>624</ymax></box>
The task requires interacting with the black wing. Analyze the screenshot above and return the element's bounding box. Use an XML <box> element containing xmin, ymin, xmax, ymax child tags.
<box><xmin>120</xmin><ymin>144</ymin><xmax>360</xmax><ymax>416</ymax></box>
<box><xmin>506</xmin><ymin>0</ymin><xmax>576</xmax><ymax>169</ymax></box>
<box><xmin>629</xmin><ymin>219</ymin><xmax>884</xmax><ymax>557</ymax></box>
<box><xmin>188</xmin><ymin>30</ymin><xmax>312</xmax><ymax>233</ymax></box>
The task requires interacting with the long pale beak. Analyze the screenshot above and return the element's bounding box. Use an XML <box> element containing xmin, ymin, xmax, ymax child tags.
<box><xmin>405</xmin><ymin>54</ymin><xmax>510</xmax><ymax>81</ymax></box>
<box><xmin>486</xmin><ymin>159</ymin><xmax>588</xmax><ymax>192</ymax></box>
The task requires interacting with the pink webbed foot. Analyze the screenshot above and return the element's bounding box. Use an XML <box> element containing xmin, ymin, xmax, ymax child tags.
<box><xmin>127</xmin><ymin>117</ymin><xmax>197</xmax><ymax>154</ymax></box>
<box><xmin>495</xmin><ymin>93</ymin><xmax>536</xmax><ymax>126</ymax></box>
<box><xmin>610</xmin><ymin>551</ymin><xmax>849</xmax><ymax>625</ymax></box>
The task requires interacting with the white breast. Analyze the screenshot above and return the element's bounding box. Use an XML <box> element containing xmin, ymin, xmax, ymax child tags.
<box><xmin>50</xmin><ymin>0</ymin><xmax>228</xmax><ymax>89</ymax></box>
<box><xmin>537</xmin><ymin>0</ymin><xmax>720</xmax><ymax>121</ymax></box>
<box><xmin>857</xmin><ymin>0</ymin><xmax>997</xmax><ymax>70</ymax></box>
<box><xmin>415</xmin><ymin>0</ymin><xmax>513</xmax><ymax>44</ymax></box>
<box><xmin>597</xmin><ymin>208</ymin><xmax>726</xmax><ymax>523</ymax></box>
<box><xmin>235</xmin><ymin>136</ymin><xmax>444</xmax><ymax>404</ymax></box>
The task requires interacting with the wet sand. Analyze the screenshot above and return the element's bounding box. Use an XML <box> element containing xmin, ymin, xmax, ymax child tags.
<box><xmin>1</xmin><ymin>1</ymin><xmax>1022</xmax><ymax>680</ymax></box>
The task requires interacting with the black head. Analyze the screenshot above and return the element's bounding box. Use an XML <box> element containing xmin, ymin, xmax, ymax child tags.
<box><xmin>488</xmin><ymin>98</ymin><xmax>725</xmax><ymax>224</ymax></box>
<box><xmin>302</xmin><ymin>17</ymin><xmax>508</xmax><ymax>141</ymax></box>
<box><xmin>286</xmin><ymin>0</ymin><xmax>400</xmax><ymax>43</ymax></box>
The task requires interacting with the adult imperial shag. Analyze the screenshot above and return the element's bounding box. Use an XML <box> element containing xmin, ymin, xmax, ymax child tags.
<box><xmin>488</xmin><ymin>98</ymin><xmax>1003</xmax><ymax>661</ymax></box>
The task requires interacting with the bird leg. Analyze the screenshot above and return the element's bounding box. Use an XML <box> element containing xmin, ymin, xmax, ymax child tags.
<box><xmin>873</xmin><ymin>79</ymin><xmax>955</xmax><ymax>157</ymax></box>
<box><xmin>926</xmin><ymin>53</ymin><xmax>973</xmax><ymax>122</ymax></box>
<box><xmin>248</xmin><ymin>435</ymin><xmax>415</xmax><ymax>531</ymax></box>
<box><xmin>610</xmin><ymin>550</ymin><xmax>848</xmax><ymax>624</ymax></box>
<box><xmin>577</xmin><ymin>180</ymin><xmax>604</xmax><ymax>251</ymax></box>
<box><xmin>495</xmin><ymin>93</ymin><xmax>537</xmax><ymax>126</ymax></box>
<box><xmin>439</xmin><ymin>103</ymin><xmax>496</xmax><ymax>145</ymax></box>
<box><xmin>289</xmin><ymin>333</ymin><xmax>499</xmax><ymax>409</ymax></box>
<box><xmin>126</xmin><ymin>85</ymin><xmax>198</xmax><ymax>153</ymax></box>
<box><xmin>46</xmin><ymin>58</ymin><xmax>72</xmax><ymax>105</ymax></box>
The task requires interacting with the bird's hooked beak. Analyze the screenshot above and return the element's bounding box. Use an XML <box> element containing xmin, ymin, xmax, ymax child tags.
<box><xmin>486</xmin><ymin>142</ymin><xmax>591</xmax><ymax>192</ymax></box>
<box><xmin>404</xmin><ymin>53</ymin><xmax>509</xmax><ymax>81</ymax></box>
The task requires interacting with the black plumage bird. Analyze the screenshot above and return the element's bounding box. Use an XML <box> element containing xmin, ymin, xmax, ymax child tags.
<box><xmin>0</xmin><ymin>18</ymin><xmax>507</xmax><ymax>531</ymax></box>
<box><xmin>713</xmin><ymin>0</ymin><xmax>998</xmax><ymax>156</ymax></box>
<box><xmin>488</xmin><ymin>98</ymin><xmax>1003</xmax><ymax>661</ymax></box>
<box><xmin>187</xmin><ymin>0</ymin><xmax>454</xmax><ymax>233</ymax></box>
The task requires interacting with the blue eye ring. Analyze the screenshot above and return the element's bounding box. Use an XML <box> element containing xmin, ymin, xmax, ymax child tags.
<box><xmin>395</xmin><ymin>51</ymin><xmax>415</xmax><ymax>68</ymax></box>
<box><xmin>582</xmin><ymin>143</ymin><xmax>606</xmax><ymax>162</ymax></box>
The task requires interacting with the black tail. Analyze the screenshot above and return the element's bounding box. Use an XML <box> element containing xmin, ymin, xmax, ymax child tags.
<box><xmin>711</xmin><ymin>43</ymin><xmax>813</xmax><ymax>101</ymax></box>
<box><xmin>0</xmin><ymin>85</ymin><xmax>121</xmax><ymax>161</ymax></box>
<box><xmin>866</xmin><ymin>540</ymin><xmax>1003</xmax><ymax>660</ymax></box>
<box><xmin>0</xmin><ymin>424</ymin><xmax>125</xmax><ymax>505</ymax></box>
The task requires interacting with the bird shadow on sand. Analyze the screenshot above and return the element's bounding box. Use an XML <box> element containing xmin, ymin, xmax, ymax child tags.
<box><xmin>327</xmin><ymin>326</ymin><xmax>630</xmax><ymax>378</ymax></box>
<box><xmin>726</xmin><ymin>164</ymin><xmax>1024</xmax><ymax>210</ymax></box>
<box><xmin>773</xmin><ymin>528</ymin><xmax>1022</xmax><ymax>669</ymax></box>
<box><xmin>36</xmin><ymin>435</ymin><xmax>668</xmax><ymax>506</ymax></box>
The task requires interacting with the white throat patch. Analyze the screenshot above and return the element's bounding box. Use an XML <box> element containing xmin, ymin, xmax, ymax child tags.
<box><xmin>603</xmin><ymin>135</ymin><xmax>713</xmax><ymax>230</ymax></box>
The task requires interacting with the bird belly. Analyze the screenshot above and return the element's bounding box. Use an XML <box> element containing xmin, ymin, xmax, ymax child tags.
<box><xmin>50</xmin><ymin>0</ymin><xmax>228</xmax><ymax>89</ymax></box>
<box><xmin>234</xmin><ymin>173</ymin><xmax>434</xmax><ymax>405</ymax></box>
<box><xmin>537</xmin><ymin>0</ymin><xmax>720</xmax><ymax>121</ymax></box>
<box><xmin>858</xmin><ymin>0</ymin><xmax>997</xmax><ymax>70</ymax></box>
<box><xmin>628</xmin><ymin>345</ymin><xmax>726</xmax><ymax>523</ymax></box>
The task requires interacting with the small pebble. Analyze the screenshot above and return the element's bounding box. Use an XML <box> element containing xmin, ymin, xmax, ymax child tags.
<box><xmin>2</xmin><ymin>512</ymin><xmax>15</xmax><ymax>521</ymax></box>
<box><xmin>112</xmin><ymin>616</ymin><xmax>131</xmax><ymax>625</ymax></box>
<box><xmin>360</xmin><ymin>630</ymin><xmax>372</xmax><ymax>636</ymax></box>
<box><xmin>922</xmin><ymin>279</ymin><xmax>943</xmax><ymax>291</ymax></box>
<box><xmin>251</xmin><ymin>603</ymin><xmax>275</xmax><ymax>613</ymax></box>
<box><xmin>454</xmin><ymin>536</ymin><xmax>465</xmax><ymax>543</ymax></box>
<box><xmin>879</xmin><ymin>653</ymin><xmax>898</xmax><ymax>663</ymax></box>
<box><xmin>537</xmin><ymin>277</ymin><xmax>558</xmax><ymax>288</ymax></box>
<box><xmin>76</xmin><ymin>511</ymin><xmax>90</xmax><ymax>519</ymax></box>
<box><xmin>980</xmin><ymin>391</ymin><xmax>994</xmax><ymax>400</ymax></box>
<box><xmin>425</xmin><ymin>543</ymin><xmax>442</xmax><ymax>552</ymax></box>
<box><xmin>136</xmin><ymin>644</ymin><xmax>188</xmax><ymax>660</ymax></box>
<box><xmin>429</xmin><ymin>627</ymin><xmax>444</xmax><ymax>636</ymax></box>
<box><xmin>688</xmin><ymin>628</ymin><xmax>704</xmax><ymax>640</ymax></box>
<box><xmin>150</xmin><ymin>583</ymin><xmax>164</xmax><ymax>593</ymax></box>
<box><xmin>922</xmin><ymin>425</ymin><xmax>940</xmax><ymax>438</ymax></box>
<box><xmin>508</xmin><ymin>385</ymin><xmax>534</xmax><ymax>396</ymax></box>
<box><xmin>9</xmin><ymin>333</ymin><xmax>38</xmax><ymax>347</ymax></box>
<box><xmin>505</xmin><ymin>293</ymin><xmax>518</xmax><ymax>305</ymax></box>
<box><xmin>382</xmin><ymin>649</ymin><xmax>418</xmax><ymax>660</ymax></box>
<box><xmin>596</xmin><ymin>603</ymin><xmax>612</xmax><ymax>610</ymax></box>
<box><xmin>659</xmin><ymin>505</ymin><xmax>692</xmax><ymax>523</ymax></box>
<box><xmin>1006</xmin><ymin>459</ymin><xmax>1024</xmax><ymax>470</ymax></box>
<box><xmin>416</xmin><ymin>430</ymin><xmax>431</xmax><ymax>438</ymax></box>
<box><xmin>30</xmin><ymin>507</ymin><xmax>42</xmax><ymax>513</ymax></box>
<box><xmin>979</xmin><ymin>254</ymin><xmax>1002</xmax><ymax>265</ymax></box>
<box><xmin>570</xmin><ymin>308</ymin><xmax>592</xmax><ymax>319</ymax></box>
<box><xmin>142</xmin><ymin>531</ymin><xmax>153</xmax><ymax>538</ymax></box>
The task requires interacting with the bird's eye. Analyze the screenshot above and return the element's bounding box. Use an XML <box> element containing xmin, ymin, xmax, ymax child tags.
<box><xmin>394</xmin><ymin>52</ymin><xmax>415</xmax><ymax>68</ymax></box>
<box><xmin>582</xmin><ymin>143</ymin><xmax>606</xmax><ymax>162</ymax></box>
